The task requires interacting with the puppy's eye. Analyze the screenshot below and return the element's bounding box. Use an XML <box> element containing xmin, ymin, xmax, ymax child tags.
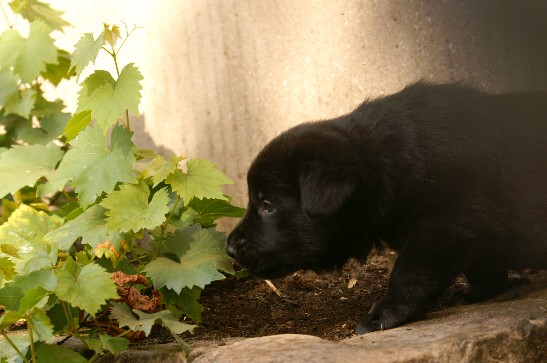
<box><xmin>261</xmin><ymin>200</ymin><xmax>275</xmax><ymax>214</ymax></box>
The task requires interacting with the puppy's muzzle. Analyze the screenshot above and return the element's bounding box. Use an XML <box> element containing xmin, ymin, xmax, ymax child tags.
<box><xmin>226</xmin><ymin>239</ymin><xmax>237</xmax><ymax>259</ymax></box>
<box><xmin>226</xmin><ymin>229</ymin><xmax>246</xmax><ymax>259</ymax></box>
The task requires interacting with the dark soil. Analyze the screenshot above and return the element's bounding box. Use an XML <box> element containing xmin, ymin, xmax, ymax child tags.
<box><xmin>138</xmin><ymin>250</ymin><xmax>544</xmax><ymax>348</ymax></box>
<box><xmin>183</xmin><ymin>251</ymin><xmax>468</xmax><ymax>343</ymax></box>
<box><xmin>133</xmin><ymin>249</ymin><xmax>545</xmax><ymax>349</ymax></box>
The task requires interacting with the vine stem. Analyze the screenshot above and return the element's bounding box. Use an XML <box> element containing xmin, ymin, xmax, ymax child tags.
<box><xmin>102</xmin><ymin>23</ymin><xmax>143</xmax><ymax>131</ymax></box>
<box><xmin>0</xmin><ymin>1</ymin><xmax>17</xmax><ymax>29</ymax></box>
<box><xmin>59</xmin><ymin>301</ymin><xmax>87</xmax><ymax>345</ymax></box>
<box><xmin>60</xmin><ymin>300</ymin><xmax>73</xmax><ymax>330</ymax></box>
<box><xmin>102</xmin><ymin>43</ymin><xmax>131</xmax><ymax>130</ymax></box>
<box><xmin>125</xmin><ymin>109</ymin><xmax>131</xmax><ymax>129</ymax></box>
<box><xmin>1</xmin><ymin>330</ymin><xmax>30</xmax><ymax>363</ymax></box>
<box><xmin>88</xmin><ymin>353</ymin><xmax>100</xmax><ymax>363</ymax></box>
<box><xmin>26</xmin><ymin>321</ymin><xmax>36</xmax><ymax>363</ymax></box>
<box><xmin>153</xmin><ymin>196</ymin><xmax>182</xmax><ymax>259</ymax></box>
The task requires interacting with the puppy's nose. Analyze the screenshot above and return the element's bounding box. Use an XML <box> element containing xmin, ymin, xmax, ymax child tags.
<box><xmin>226</xmin><ymin>232</ymin><xmax>241</xmax><ymax>259</ymax></box>
<box><xmin>226</xmin><ymin>240</ymin><xmax>237</xmax><ymax>259</ymax></box>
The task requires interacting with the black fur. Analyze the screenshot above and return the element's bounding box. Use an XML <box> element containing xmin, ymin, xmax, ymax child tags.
<box><xmin>226</xmin><ymin>82</ymin><xmax>547</xmax><ymax>334</ymax></box>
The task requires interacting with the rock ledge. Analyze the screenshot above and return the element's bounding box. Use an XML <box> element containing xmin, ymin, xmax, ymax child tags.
<box><xmin>98</xmin><ymin>279</ymin><xmax>547</xmax><ymax>363</ymax></box>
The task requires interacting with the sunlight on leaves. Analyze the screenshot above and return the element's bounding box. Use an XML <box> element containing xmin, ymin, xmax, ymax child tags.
<box><xmin>166</xmin><ymin>158</ymin><xmax>233</xmax><ymax>205</ymax></box>
<box><xmin>77</xmin><ymin>64</ymin><xmax>143</xmax><ymax>132</ymax></box>
<box><xmin>70</xmin><ymin>32</ymin><xmax>104</xmax><ymax>80</ymax></box>
<box><xmin>55</xmin><ymin>125</ymin><xmax>137</xmax><ymax>207</ymax></box>
<box><xmin>55</xmin><ymin>262</ymin><xmax>118</xmax><ymax>315</ymax></box>
<box><xmin>0</xmin><ymin>19</ymin><xmax>58</xmax><ymax>82</ymax></box>
<box><xmin>0</xmin><ymin>143</ymin><xmax>64</xmax><ymax>198</ymax></box>
<box><xmin>101</xmin><ymin>182</ymin><xmax>169</xmax><ymax>233</ymax></box>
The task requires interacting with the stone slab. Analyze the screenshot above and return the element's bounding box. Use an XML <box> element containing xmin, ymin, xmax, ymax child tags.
<box><xmin>188</xmin><ymin>279</ymin><xmax>547</xmax><ymax>363</ymax></box>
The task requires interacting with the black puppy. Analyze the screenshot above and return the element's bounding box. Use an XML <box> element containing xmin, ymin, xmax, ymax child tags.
<box><xmin>226</xmin><ymin>82</ymin><xmax>547</xmax><ymax>334</ymax></box>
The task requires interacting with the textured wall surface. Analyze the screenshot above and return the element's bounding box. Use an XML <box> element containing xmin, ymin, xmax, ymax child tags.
<box><xmin>140</xmin><ymin>0</ymin><xmax>547</xmax><ymax>220</ymax></box>
<box><xmin>17</xmin><ymin>1</ymin><xmax>547</xmax><ymax>227</ymax></box>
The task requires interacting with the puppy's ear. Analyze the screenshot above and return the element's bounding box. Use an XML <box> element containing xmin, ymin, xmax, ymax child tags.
<box><xmin>298</xmin><ymin>162</ymin><xmax>357</xmax><ymax>219</ymax></box>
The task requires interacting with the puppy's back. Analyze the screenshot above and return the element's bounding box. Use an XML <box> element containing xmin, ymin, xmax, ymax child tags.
<box><xmin>354</xmin><ymin>83</ymin><xmax>547</xmax><ymax>266</ymax></box>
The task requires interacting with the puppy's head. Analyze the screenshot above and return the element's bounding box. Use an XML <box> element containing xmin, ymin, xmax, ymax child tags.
<box><xmin>227</xmin><ymin>123</ymin><xmax>374</xmax><ymax>278</ymax></box>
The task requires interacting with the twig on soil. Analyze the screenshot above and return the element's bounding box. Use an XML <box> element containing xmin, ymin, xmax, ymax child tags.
<box><xmin>264</xmin><ymin>279</ymin><xmax>282</xmax><ymax>297</ymax></box>
<box><xmin>347</xmin><ymin>277</ymin><xmax>358</xmax><ymax>289</ymax></box>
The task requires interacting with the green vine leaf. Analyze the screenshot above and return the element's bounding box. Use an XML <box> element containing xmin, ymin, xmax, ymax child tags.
<box><xmin>109</xmin><ymin>302</ymin><xmax>144</xmax><ymax>333</ymax></box>
<box><xmin>0</xmin><ymin>283</ymin><xmax>24</xmax><ymax>310</ymax></box>
<box><xmin>98</xmin><ymin>334</ymin><xmax>129</xmax><ymax>355</ymax></box>
<box><xmin>165</xmin><ymin>225</ymin><xmax>235</xmax><ymax>275</ymax></box>
<box><xmin>46</xmin><ymin>301</ymin><xmax>77</xmax><ymax>334</ymax></box>
<box><xmin>62</xmin><ymin>110</ymin><xmax>91</xmax><ymax>142</ymax></box>
<box><xmin>0</xmin><ymin>204</ymin><xmax>62</xmax><ymax>263</ymax></box>
<box><xmin>36</xmin><ymin>169</ymin><xmax>70</xmax><ymax>197</ymax></box>
<box><xmin>30</xmin><ymin>309</ymin><xmax>54</xmax><ymax>341</ymax></box>
<box><xmin>70</xmin><ymin>32</ymin><xmax>104</xmax><ymax>80</ymax></box>
<box><xmin>35</xmin><ymin>343</ymin><xmax>87</xmax><ymax>363</ymax></box>
<box><xmin>77</xmin><ymin>64</ymin><xmax>143</xmax><ymax>133</ymax></box>
<box><xmin>166</xmin><ymin>159</ymin><xmax>233</xmax><ymax>205</ymax></box>
<box><xmin>189</xmin><ymin>198</ymin><xmax>246</xmax><ymax>228</ymax></box>
<box><xmin>0</xmin><ymin>19</ymin><xmax>58</xmax><ymax>83</ymax></box>
<box><xmin>0</xmin><ymin>310</ymin><xmax>23</xmax><ymax>329</ymax></box>
<box><xmin>3</xmin><ymin>88</ymin><xmax>37</xmax><ymax>118</ymax></box>
<box><xmin>37</xmin><ymin>112</ymin><xmax>71</xmax><ymax>143</ymax></box>
<box><xmin>145</xmin><ymin>154</ymin><xmax>183</xmax><ymax>187</ymax></box>
<box><xmin>13</xmin><ymin>269</ymin><xmax>57</xmax><ymax>293</ymax></box>
<box><xmin>110</xmin><ymin>302</ymin><xmax>196</xmax><ymax>336</ymax></box>
<box><xmin>0</xmin><ymin>256</ymin><xmax>16</xmax><ymax>283</ymax></box>
<box><xmin>42</xmin><ymin>49</ymin><xmax>75</xmax><ymax>86</ymax></box>
<box><xmin>10</xmin><ymin>0</ymin><xmax>70</xmax><ymax>32</ymax></box>
<box><xmin>0</xmin><ymin>69</ymin><xmax>18</xmax><ymax>104</ymax></box>
<box><xmin>19</xmin><ymin>286</ymin><xmax>49</xmax><ymax>314</ymax></box>
<box><xmin>0</xmin><ymin>143</ymin><xmax>64</xmax><ymax>198</ymax></box>
<box><xmin>22</xmin><ymin>242</ymin><xmax>58</xmax><ymax>274</ymax></box>
<box><xmin>100</xmin><ymin>182</ymin><xmax>169</xmax><ymax>233</ymax></box>
<box><xmin>45</xmin><ymin>205</ymin><xmax>118</xmax><ymax>249</ymax></box>
<box><xmin>55</xmin><ymin>125</ymin><xmax>137</xmax><ymax>207</ymax></box>
<box><xmin>55</xmin><ymin>261</ymin><xmax>118</xmax><ymax>315</ymax></box>
<box><xmin>143</xmin><ymin>225</ymin><xmax>231</xmax><ymax>292</ymax></box>
<box><xmin>163</xmin><ymin>286</ymin><xmax>204</xmax><ymax>323</ymax></box>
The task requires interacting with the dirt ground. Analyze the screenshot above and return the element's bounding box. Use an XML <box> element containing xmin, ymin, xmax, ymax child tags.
<box><xmin>4</xmin><ymin>248</ymin><xmax>543</xmax><ymax>359</ymax></box>
<box><xmin>182</xmin><ymin>251</ymin><xmax>468</xmax><ymax>343</ymax></box>
<box><xmin>134</xmin><ymin>249</ymin><xmax>545</xmax><ymax>349</ymax></box>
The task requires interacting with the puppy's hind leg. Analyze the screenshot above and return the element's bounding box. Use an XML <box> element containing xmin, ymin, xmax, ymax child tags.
<box><xmin>463</xmin><ymin>255</ymin><xmax>522</xmax><ymax>302</ymax></box>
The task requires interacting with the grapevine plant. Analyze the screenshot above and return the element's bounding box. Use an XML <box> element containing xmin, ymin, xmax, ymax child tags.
<box><xmin>0</xmin><ymin>1</ymin><xmax>244</xmax><ymax>361</ymax></box>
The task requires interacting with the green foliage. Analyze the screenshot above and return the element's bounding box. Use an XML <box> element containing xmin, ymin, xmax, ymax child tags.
<box><xmin>77</xmin><ymin>63</ymin><xmax>143</xmax><ymax>133</ymax></box>
<box><xmin>166</xmin><ymin>158</ymin><xmax>234</xmax><ymax>205</ymax></box>
<box><xmin>146</xmin><ymin>154</ymin><xmax>183</xmax><ymax>187</ymax></box>
<box><xmin>0</xmin><ymin>204</ymin><xmax>62</xmax><ymax>262</ymax></box>
<box><xmin>0</xmin><ymin>143</ymin><xmax>63</xmax><ymax>198</ymax></box>
<box><xmin>100</xmin><ymin>181</ymin><xmax>169</xmax><ymax>233</ymax></box>
<box><xmin>55</xmin><ymin>260</ymin><xmax>118</xmax><ymax>315</ymax></box>
<box><xmin>144</xmin><ymin>225</ymin><xmax>231</xmax><ymax>292</ymax></box>
<box><xmin>62</xmin><ymin>110</ymin><xmax>91</xmax><ymax>141</ymax></box>
<box><xmin>70</xmin><ymin>33</ymin><xmax>104</xmax><ymax>80</ymax></box>
<box><xmin>110</xmin><ymin>302</ymin><xmax>195</xmax><ymax>337</ymax></box>
<box><xmin>54</xmin><ymin>125</ymin><xmax>137</xmax><ymax>207</ymax></box>
<box><xmin>0</xmin><ymin>19</ymin><xmax>57</xmax><ymax>82</ymax></box>
<box><xmin>163</xmin><ymin>286</ymin><xmax>204</xmax><ymax>323</ymax></box>
<box><xmin>35</xmin><ymin>343</ymin><xmax>87</xmax><ymax>363</ymax></box>
<box><xmin>0</xmin><ymin>2</ymin><xmax>245</xmax><ymax>362</ymax></box>
<box><xmin>95</xmin><ymin>334</ymin><xmax>130</xmax><ymax>355</ymax></box>
<box><xmin>9</xmin><ymin>0</ymin><xmax>70</xmax><ymax>31</ymax></box>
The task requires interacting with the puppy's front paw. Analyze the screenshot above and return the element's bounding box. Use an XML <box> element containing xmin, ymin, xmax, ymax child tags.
<box><xmin>355</xmin><ymin>303</ymin><xmax>411</xmax><ymax>334</ymax></box>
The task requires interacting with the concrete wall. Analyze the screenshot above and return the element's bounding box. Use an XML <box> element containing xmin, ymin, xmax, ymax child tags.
<box><xmin>9</xmin><ymin>1</ymin><xmax>547</xmax><ymax>228</ymax></box>
<box><xmin>142</xmin><ymin>0</ymin><xmax>547</xmax><ymax>227</ymax></box>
